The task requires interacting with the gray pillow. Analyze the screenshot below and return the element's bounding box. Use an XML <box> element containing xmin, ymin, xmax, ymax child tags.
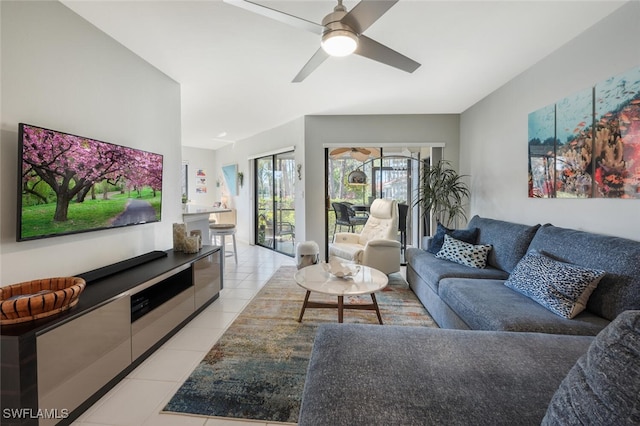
<box><xmin>542</xmin><ymin>310</ymin><xmax>640</xmax><ymax>425</ymax></box>
<box><xmin>504</xmin><ymin>251</ymin><xmax>605</xmax><ymax>319</ymax></box>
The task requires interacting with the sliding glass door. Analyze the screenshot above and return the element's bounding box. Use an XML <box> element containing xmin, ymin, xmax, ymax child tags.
<box><xmin>325</xmin><ymin>149</ymin><xmax>421</xmax><ymax>263</ymax></box>
<box><xmin>255</xmin><ymin>151</ymin><xmax>296</xmax><ymax>257</ymax></box>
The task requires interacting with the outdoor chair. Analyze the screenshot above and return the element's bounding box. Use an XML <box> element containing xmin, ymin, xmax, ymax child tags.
<box><xmin>332</xmin><ymin>202</ymin><xmax>368</xmax><ymax>234</ymax></box>
<box><xmin>398</xmin><ymin>203</ymin><xmax>409</xmax><ymax>254</ymax></box>
<box><xmin>259</xmin><ymin>214</ymin><xmax>295</xmax><ymax>248</ymax></box>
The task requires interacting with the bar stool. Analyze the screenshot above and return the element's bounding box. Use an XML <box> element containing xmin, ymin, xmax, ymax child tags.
<box><xmin>209</xmin><ymin>223</ymin><xmax>237</xmax><ymax>264</ymax></box>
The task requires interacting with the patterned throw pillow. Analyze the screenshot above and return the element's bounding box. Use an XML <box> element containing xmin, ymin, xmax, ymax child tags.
<box><xmin>427</xmin><ymin>223</ymin><xmax>479</xmax><ymax>254</ymax></box>
<box><xmin>436</xmin><ymin>234</ymin><xmax>492</xmax><ymax>269</ymax></box>
<box><xmin>504</xmin><ymin>251</ymin><xmax>605</xmax><ymax>319</ymax></box>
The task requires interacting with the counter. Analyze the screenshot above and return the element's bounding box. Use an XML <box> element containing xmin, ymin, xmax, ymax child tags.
<box><xmin>182</xmin><ymin>204</ymin><xmax>231</xmax><ymax>243</ymax></box>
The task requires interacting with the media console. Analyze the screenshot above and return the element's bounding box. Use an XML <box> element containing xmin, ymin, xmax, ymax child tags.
<box><xmin>1</xmin><ymin>246</ymin><xmax>223</xmax><ymax>426</ymax></box>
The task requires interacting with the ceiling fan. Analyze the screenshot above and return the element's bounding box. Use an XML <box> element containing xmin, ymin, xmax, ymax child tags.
<box><xmin>329</xmin><ymin>147</ymin><xmax>381</xmax><ymax>162</ymax></box>
<box><xmin>223</xmin><ymin>0</ymin><xmax>421</xmax><ymax>82</ymax></box>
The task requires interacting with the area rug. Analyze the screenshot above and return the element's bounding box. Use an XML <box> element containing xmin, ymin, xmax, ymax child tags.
<box><xmin>163</xmin><ymin>266</ymin><xmax>436</xmax><ymax>423</ymax></box>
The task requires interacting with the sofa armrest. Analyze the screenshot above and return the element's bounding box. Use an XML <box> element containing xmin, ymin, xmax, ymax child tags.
<box><xmin>333</xmin><ymin>232</ymin><xmax>360</xmax><ymax>244</ymax></box>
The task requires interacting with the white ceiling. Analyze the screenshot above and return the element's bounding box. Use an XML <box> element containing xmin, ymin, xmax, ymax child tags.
<box><xmin>61</xmin><ymin>0</ymin><xmax>626</xmax><ymax>150</ymax></box>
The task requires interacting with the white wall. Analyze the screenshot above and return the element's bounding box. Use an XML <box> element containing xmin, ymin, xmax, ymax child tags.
<box><xmin>0</xmin><ymin>1</ymin><xmax>182</xmax><ymax>285</ymax></box>
<box><xmin>182</xmin><ymin>146</ymin><xmax>217</xmax><ymax>206</ymax></box>
<box><xmin>303</xmin><ymin>115</ymin><xmax>460</xmax><ymax>254</ymax></box>
<box><xmin>213</xmin><ymin>118</ymin><xmax>305</xmax><ymax>243</ymax></box>
<box><xmin>460</xmin><ymin>1</ymin><xmax>640</xmax><ymax>240</ymax></box>
<box><xmin>213</xmin><ymin>114</ymin><xmax>459</xmax><ymax>254</ymax></box>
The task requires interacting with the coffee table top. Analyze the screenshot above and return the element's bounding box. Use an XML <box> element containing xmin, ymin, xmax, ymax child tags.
<box><xmin>294</xmin><ymin>263</ymin><xmax>388</xmax><ymax>296</ymax></box>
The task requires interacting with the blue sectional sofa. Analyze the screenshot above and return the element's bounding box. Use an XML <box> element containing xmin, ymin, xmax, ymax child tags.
<box><xmin>299</xmin><ymin>311</ymin><xmax>640</xmax><ymax>425</ymax></box>
<box><xmin>405</xmin><ymin>216</ymin><xmax>640</xmax><ymax>335</ymax></box>
<box><xmin>298</xmin><ymin>217</ymin><xmax>640</xmax><ymax>425</ymax></box>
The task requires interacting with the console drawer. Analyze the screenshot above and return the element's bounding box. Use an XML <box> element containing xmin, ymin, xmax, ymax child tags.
<box><xmin>37</xmin><ymin>295</ymin><xmax>131</xmax><ymax>426</ymax></box>
<box><xmin>131</xmin><ymin>287</ymin><xmax>194</xmax><ymax>360</ymax></box>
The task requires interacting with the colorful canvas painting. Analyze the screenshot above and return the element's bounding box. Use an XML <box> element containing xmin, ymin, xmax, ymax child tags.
<box><xmin>528</xmin><ymin>65</ymin><xmax>640</xmax><ymax>199</ymax></box>
<box><xmin>528</xmin><ymin>104</ymin><xmax>556</xmax><ymax>198</ymax></box>
<box><xmin>555</xmin><ymin>88</ymin><xmax>594</xmax><ymax>198</ymax></box>
<box><xmin>594</xmin><ymin>66</ymin><xmax>640</xmax><ymax>198</ymax></box>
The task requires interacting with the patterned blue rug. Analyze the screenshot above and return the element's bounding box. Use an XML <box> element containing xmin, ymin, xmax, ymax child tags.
<box><xmin>163</xmin><ymin>266</ymin><xmax>435</xmax><ymax>423</ymax></box>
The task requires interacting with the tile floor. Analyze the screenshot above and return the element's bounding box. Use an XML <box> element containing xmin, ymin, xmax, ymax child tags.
<box><xmin>72</xmin><ymin>241</ymin><xmax>296</xmax><ymax>426</ymax></box>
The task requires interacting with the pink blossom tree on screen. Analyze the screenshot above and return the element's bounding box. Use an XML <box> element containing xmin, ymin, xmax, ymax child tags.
<box><xmin>22</xmin><ymin>125</ymin><xmax>162</xmax><ymax>222</ymax></box>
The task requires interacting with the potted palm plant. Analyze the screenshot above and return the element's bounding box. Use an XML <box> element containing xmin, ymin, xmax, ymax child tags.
<box><xmin>416</xmin><ymin>160</ymin><xmax>470</xmax><ymax>234</ymax></box>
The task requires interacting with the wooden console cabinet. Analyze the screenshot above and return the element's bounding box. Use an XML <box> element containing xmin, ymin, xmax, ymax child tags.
<box><xmin>0</xmin><ymin>246</ymin><xmax>222</xmax><ymax>426</ymax></box>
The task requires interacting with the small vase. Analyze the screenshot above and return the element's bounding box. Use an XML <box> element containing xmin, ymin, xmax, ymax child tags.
<box><xmin>173</xmin><ymin>223</ymin><xmax>187</xmax><ymax>252</ymax></box>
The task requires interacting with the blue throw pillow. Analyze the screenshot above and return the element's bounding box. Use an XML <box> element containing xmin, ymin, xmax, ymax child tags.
<box><xmin>427</xmin><ymin>223</ymin><xmax>478</xmax><ymax>254</ymax></box>
<box><xmin>504</xmin><ymin>252</ymin><xmax>605</xmax><ymax>319</ymax></box>
<box><xmin>542</xmin><ymin>310</ymin><xmax>640</xmax><ymax>425</ymax></box>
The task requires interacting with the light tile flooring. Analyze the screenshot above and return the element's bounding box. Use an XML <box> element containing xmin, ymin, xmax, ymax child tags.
<box><xmin>72</xmin><ymin>241</ymin><xmax>296</xmax><ymax>426</ymax></box>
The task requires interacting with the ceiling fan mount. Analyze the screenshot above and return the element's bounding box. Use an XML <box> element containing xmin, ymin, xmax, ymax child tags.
<box><xmin>224</xmin><ymin>0</ymin><xmax>421</xmax><ymax>82</ymax></box>
<box><xmin>320</xmin><ymin>1</ymin><xmax>358</xmax><ymax>57</ymax></box>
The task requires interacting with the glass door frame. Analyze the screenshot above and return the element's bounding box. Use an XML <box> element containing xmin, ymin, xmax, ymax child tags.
<box><xmin>254</xmin><ymin>150</ymin><xmax>296</xmax><ymax>257</ymax></box>
<box><xmin>324</xmin><ymin>149</ymin><xmax>423</xmax><ymax>261</ymax></box>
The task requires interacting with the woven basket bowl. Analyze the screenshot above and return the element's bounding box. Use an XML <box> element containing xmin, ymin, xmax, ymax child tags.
<box><xmin>0</xmin><ymin>277</ymin><xmax>86</xmax><ymax>325</ymax></box>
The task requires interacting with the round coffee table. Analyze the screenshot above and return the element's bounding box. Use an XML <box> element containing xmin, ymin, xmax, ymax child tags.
<box><xmin>294</xmin><ymin>263</ymin><xmax>388</xmax><ymax>324</ymax></box>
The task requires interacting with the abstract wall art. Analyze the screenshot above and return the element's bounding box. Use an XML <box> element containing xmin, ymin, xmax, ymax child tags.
<box><xmin>528</xmin><ymin>65</ymin><xmax>640</xmax><ymax>199</ymax></box>
<box><xmin>594</xmin><ymin>67</ymin><xmax>640</xmax><ymax>198</ymax></box>
<box><xmin>528</xmin><ymin>103</ymin><xmax>556</xmax><ymax>198</ymax></box>
<box><xmin>222</xmin><ymin>164</ymin><xmax>238</xmax><ymax>196</ymax></box>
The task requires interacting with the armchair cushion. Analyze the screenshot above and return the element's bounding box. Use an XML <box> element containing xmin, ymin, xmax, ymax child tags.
<box><xmin>329</xmin><ymin>243</ymin><xmax>363</xmax><ymax>263</ymax></box>
<box><xmin>358</xmin><ymin>199</ymin><xmax>399</xmax><ymax>245</ymax></box>
<box><xmin>333</xmin><ymin>233</ymin><xmax>361</xmax><ymax>245</ymax></box>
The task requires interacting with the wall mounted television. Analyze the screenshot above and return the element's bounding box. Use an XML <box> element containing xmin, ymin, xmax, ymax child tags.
<box><xmin>17</xmin><ymin>123</ymin><xmax>163</xmax><ymax>241</ymax></box>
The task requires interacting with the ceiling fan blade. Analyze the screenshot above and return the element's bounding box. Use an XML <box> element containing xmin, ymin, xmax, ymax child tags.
<box><xmin>223</xmin><ymin>0</ymin><xmax>323</xmax><ymax>35</ymax></box>
<box><xmin>341</xmin><ymin>0</ymin><xmax>398</xmax><ymax>34</ymax></box>
<box><xmin>292</xmin><ymin>48</ymin><xmax>330</xmax><ymax>83</ymax></box>
<box><xmin>351</xmin><ymin>151</ymin><xmax>370</xmax><ymax>162</ymax></box>
<box><xmin>356</xmin><ymin>147</ymin><xmax>371</xmax><ymax>155</ymax></box>
<box><xmin>330</xmin><ymin>148</ymin><xmax>351</xmax><ymax>156</ymax></box>
<box><xmin>355</xmin><ymin>35</ymin><xmax>420</xmax><ymax>73</ymax></box>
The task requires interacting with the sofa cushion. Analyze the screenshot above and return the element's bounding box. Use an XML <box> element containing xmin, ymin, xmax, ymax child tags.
<box><xmin>527</xmin><ymin>224</ymin><xmax>640</xmax><ymax>321</ymax></box>
<box><xmin>299</xmin><ymin>324</ymin><xmax>594</xmax><ymax>426</ymax></box>
<box><xmin>504</xmin><ymin>252</ymin><xmax>605</xmax><ymax>319</ymax></box>
<box><xmin>439</xmin><ymin>278</ymin><xmax>610</xmax><ymax>335</ymax></box>
<box><xmin>405</xmin><ymin>248</ymin><xmax>508</xmax><ymax>294</ymax></box>
<box><xmin>436</xmin><ymin>235</ymin><xmax>492</xmax><ymax>269</ymax></box>
<box><xmin>467</xmin><ymin>216</ymin><xmax>540</xmax><ymax>273</ymax></box>
<box><xmin>542</xmin><ymin>310</ymin><xmax>640</xmax><ymax>425</ymax></box>
<box><xmin>427</xmin><ymin>222</ymin><xmax>478</xmax><ymax>254</ymax></box>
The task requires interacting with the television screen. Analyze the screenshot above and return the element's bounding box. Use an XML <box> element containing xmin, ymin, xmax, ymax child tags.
<box><xmin>17</xmin><ymin>123</ymin><xmax>163</xmax><ymax>241</ymax></box>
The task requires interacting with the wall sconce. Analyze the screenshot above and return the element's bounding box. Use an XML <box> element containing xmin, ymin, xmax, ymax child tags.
<box><xmin>297</xmin><ymin>164</ymin><xmax>302</xmax><ymax>181</ymax></box>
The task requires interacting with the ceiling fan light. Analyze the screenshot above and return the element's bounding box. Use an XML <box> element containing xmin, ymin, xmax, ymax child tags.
<box><xmin>321</xmin><ymin>30</ymin><xmax>358</xmax><ymax>57</ymax></box>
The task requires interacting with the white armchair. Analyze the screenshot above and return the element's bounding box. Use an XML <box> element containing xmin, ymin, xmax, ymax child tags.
<box><xmin>329</xmin><ymin>198</ymin><xmax>401</xmax><ymax>274</ymax></box>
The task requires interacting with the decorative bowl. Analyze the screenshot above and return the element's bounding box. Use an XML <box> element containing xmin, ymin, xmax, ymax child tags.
<box><xmin>321</xmin><ymin>261</ymin><xmax>361</xmax><ymax>278</ymax></box>
<box><xmin>0</xmin><ymin>277</ymin><xmax>86</xmax><ymax>325</ymax></box>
